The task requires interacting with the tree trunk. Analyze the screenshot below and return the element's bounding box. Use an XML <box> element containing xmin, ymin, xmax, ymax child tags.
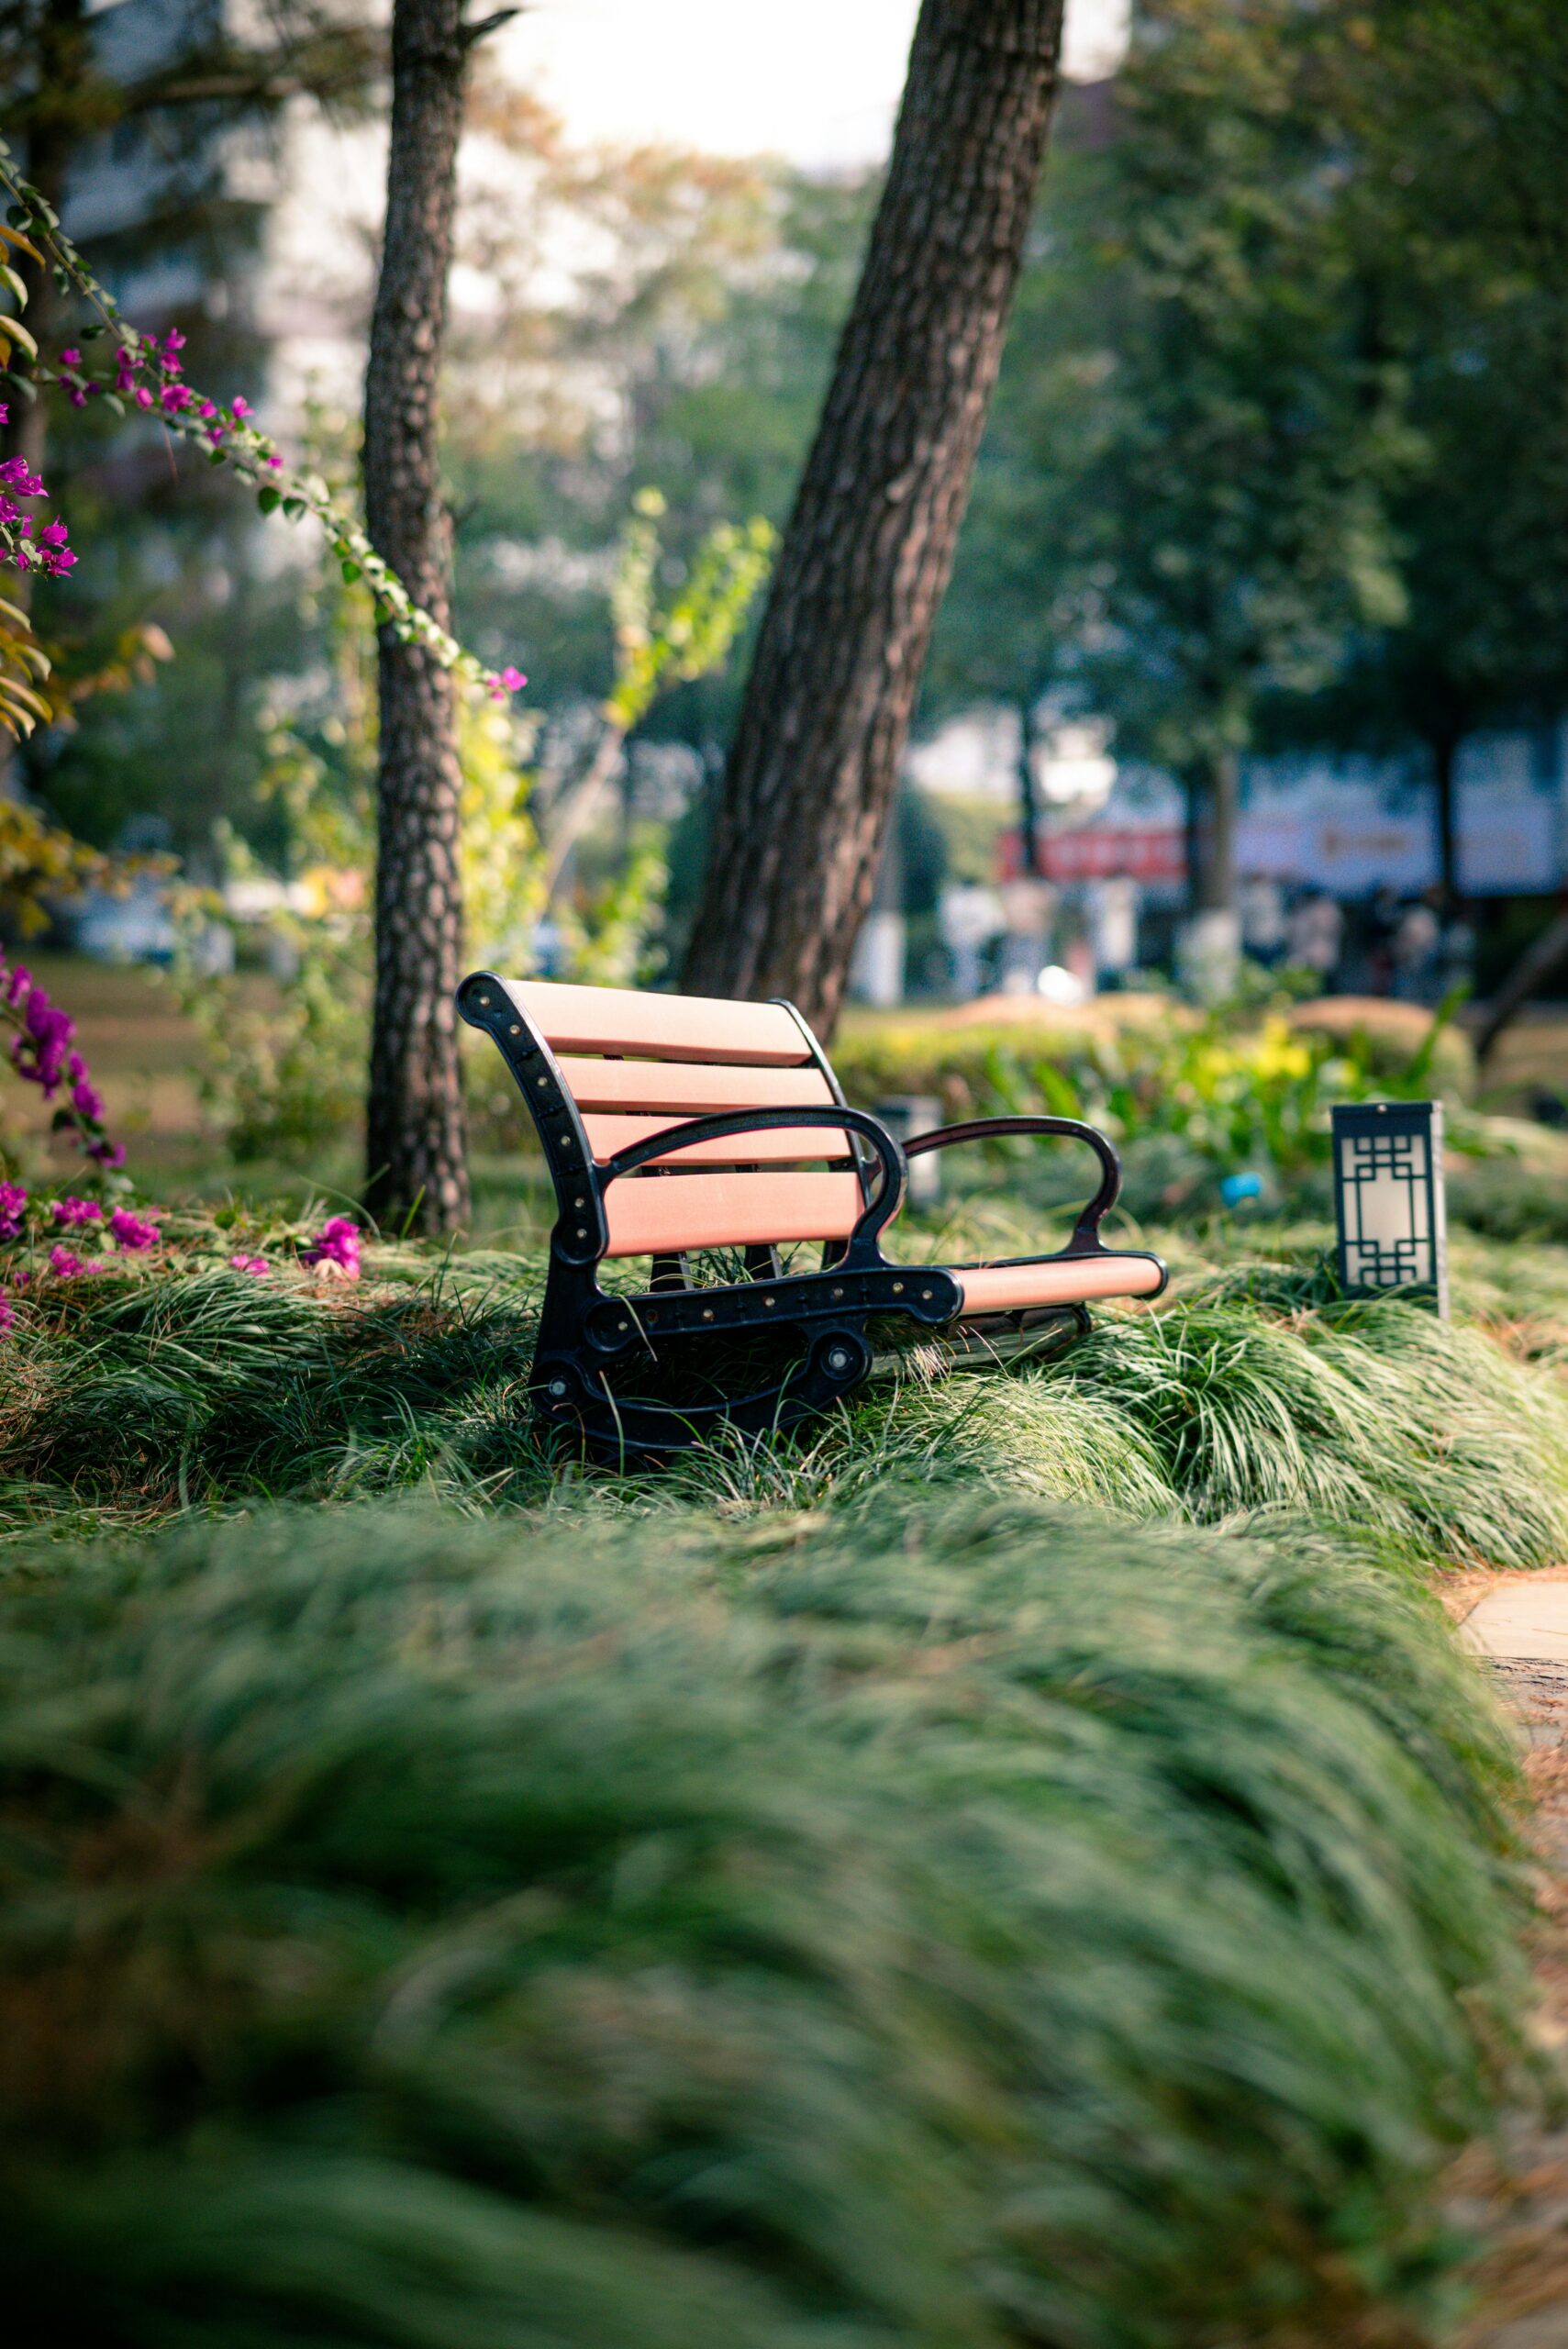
<box><xmin>1017</xmin><ymin>692</ymin><xmax>1042</xmax><ymax>877</ymax></box>
<box><xmin>1475</xmin><ymin>901</ymin><xmax>1568</xmax><ymax>1064</ymax></box>
<box><xmin>1185</xmin><ymin>748</ymin><xmax>1239</xmax><ymax>917</ymax></box>
<box><xmin>682</xmin><ymin>0</ymin><xmax>1066</xmax><ymax>1031</ymax></box>
<box><xmin>362</xmin><ymin>0</ymin><xmax>472</xmax><ymax>1232</ymax></box>
<box><xmin>1429</xmin><ymin>729</ymin><xmax>1461</xmax><ymax>912</ymax></box>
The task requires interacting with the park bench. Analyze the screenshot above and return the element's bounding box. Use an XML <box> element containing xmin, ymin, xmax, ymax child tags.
<box><xmin>460</xmin><ymin>973</ymin><xmax>1167</xmax><ymax>1458</ymax></box>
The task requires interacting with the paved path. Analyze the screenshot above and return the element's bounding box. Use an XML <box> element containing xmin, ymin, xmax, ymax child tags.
<box><xmin>1449</xmin><ymin>1579</ymin><xmax>1568</xmax><ymax>2347</ymax></box>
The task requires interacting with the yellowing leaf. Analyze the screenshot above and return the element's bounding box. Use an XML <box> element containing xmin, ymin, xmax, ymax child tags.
<box><xmin>0</xmin><ymin>222</ymin><xmax>43</xmax><ymax>265</ymax></box>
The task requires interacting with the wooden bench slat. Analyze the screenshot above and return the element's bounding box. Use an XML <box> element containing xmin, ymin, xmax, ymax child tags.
<box><xmin>584</xmin><ymin>1115</ymin><xmax>858</xmax><ymax>1168</ymax></box>
<box><xmin>557</xmin><ymin>1059</ymin><xmax>835</xmax><ymax>1115</ymax></box>
<box><xmin>953</xmin><ymin>1257</ymin><xmax>1164</xmax><ymax>1315</ymax></box>
<box><xmin>604</xmin><ymin>1170</ymin><xmax>861</xmax><ymax>1258</ymax></box>
<box><xmin>496</xmin><ymin>978</ymin><xmax>809</xmax><ymax>1065</ymax></box>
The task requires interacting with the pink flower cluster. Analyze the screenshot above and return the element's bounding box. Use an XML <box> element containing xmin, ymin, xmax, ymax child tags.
<box><xmin>51</xmin><ymin>1194</ymin><xmax>100</xmax><ymax>1227</ymax></box>
<box><xmin>0</xmin><ymin>1183</ymin><xmax>167</xmax><ymax>1331</ymax></box>
<box><xmin>49</xmin><ymin>1241</ymin><xmax>102</xmax><ymax>1277</ymax></box>
<box><xmin>0</xmin><ymin>954</ymin><xmax>125</xmax><ymax>1170</ymax></box>
<box><xmin>229</xmin><ymin>1253</ymin><xmax>271</xmax><ymax>1276</ymax></box>
<box><xmin>0</xmin><ymin>1187</ymin><xmax>160</xmax><ymax>1262</ymax></box>
<box><xmin>57</xmin><ymin>329</ymin><xmax>278</xmax><ymax>470</ymax></box>
<box><xmin>0</xmin><ymin>406</ymin><xmax>76</xmax><ymax>578</ymax></box>
<box><xmin>0</xmin><ymin>1179</ymin><xmax>26</xmax><ymax>1241</ymax></box>
<box><xmin>109</xmin><ymin>1206</ymin><xmax>160</xmax><ymax>1250</ymax></box>
<box><xmin>300</xmin><ymin>1215</ymin><xmax>361</xmax><ymax>1278</ymax></box>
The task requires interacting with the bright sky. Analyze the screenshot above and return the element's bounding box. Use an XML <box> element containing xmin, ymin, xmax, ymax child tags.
<box><xmin>500</xmin><ymin>1</ymin><xmax>1131</xmax><ymax>169</ymax></box>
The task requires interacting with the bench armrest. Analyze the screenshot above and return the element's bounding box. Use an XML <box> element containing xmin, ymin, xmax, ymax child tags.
<box><xmin>903</xmin><ymin>1116</ymin><xmax>1121</xmax><ymax>1252</ymax></box>
<box><xmin>599</xmin><ymin>1106</ymin><xmax>906</xmax><ymax>1260</ymax></box>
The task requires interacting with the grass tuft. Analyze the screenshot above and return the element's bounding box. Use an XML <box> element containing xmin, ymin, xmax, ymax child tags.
<box><xmin>0</xmin><ymin>1498</ymin><xmax>1528</xmax><ymax>2348</ymax></box>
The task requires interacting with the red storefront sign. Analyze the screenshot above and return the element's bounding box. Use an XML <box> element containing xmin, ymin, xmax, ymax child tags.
<box><xmin>1000</xmin><ymin>825</ymin><xmax>1186</xmax><ymax>884</ymax></box>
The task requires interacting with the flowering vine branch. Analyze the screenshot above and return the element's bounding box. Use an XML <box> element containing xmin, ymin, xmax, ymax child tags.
<box><xmin>0</xmin><ymin>139</ymin><xmax>526</xmax><ymax>703</ymax></box>
<box><xmin>1</xmin><ymin>950</ymin><xmax>127</xmax><ymax>1174</ymax></box>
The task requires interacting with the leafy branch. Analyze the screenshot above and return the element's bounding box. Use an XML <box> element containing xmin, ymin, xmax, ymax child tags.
<box><xmin>0</xmin><ymin>139</ymin><xmax>526</xmax><ymax>707</ymax></box>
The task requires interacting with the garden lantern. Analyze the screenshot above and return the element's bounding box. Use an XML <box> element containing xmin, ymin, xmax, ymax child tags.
<box><xmin>1330</xmin><ymin>1100</ymin><xmax>1448</xmax><ymax>1318</ymax></box>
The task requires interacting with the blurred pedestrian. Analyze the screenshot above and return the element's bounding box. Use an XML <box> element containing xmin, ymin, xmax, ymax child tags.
<box><xmin>1285</xmin><ymin>890</ymin><xmax>1344</xmax><ymax>985</ymax></box>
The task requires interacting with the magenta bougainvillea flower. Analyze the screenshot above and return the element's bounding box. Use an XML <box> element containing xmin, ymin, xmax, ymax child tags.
<box><xmin>108</xmin><ymin>1207</ymin><xmax>160</xmax><ymax>1251</ymax></box>
<box><xmin>0</xmin><ymin>1293</ymin><xmax>14</xmax><ymax>1336</ymax></box>
<box><xmin>1</xmin><ymin>954</ymin><xmax>127</xmax><ymax>1172</ymax></box>
<box><xmin>47</xmin><ymin>1243</ymin><xmax>102</xmax><ymax>1278</ymax></box>
<box><xmin>300</xmin><ymin>1215</ymin><xmax>361</xmax><ymax>1279</ymax></box>
<box><xmin>51</xmin><ymin>1197</ymin><xmax>103</xmax><ymax>1227</ymax></box>
<box><xmin>229</xmin><ymin>1253</ymin><xmax>271</xmax><ymax>1276</ymax></box>
<box><xmin>0</xmin><ymin>1181</ymin><xmax>25</xmax><ymax>1242</ymax></box>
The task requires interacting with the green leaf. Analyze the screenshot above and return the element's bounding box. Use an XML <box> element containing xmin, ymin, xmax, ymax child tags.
<box><xmin>256</xmin><ymin>486</ymin><xmax>282</xmax><ymax>515</ymax></box>
<box><xmin>283</xmin><ymin>498</ymin><xmax>306</xmax><ymax>522</ymax></box>
<box><xmin>339</xmin><ymin>561</ymin><xmax>361</xmax><ymax>584</ymax></box>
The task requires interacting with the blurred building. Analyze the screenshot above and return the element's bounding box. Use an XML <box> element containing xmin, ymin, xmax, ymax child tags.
<box><xmin>906</xmin><ymin>697</ymin><xmax>1568</xmax><ymax>999</ymax></box>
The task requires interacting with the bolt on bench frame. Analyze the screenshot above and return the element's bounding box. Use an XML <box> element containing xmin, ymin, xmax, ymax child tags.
<box><xmin>460</xmin><ymin>972</ymin><xmax>1167</xmax><ymax>1459</ymax></box>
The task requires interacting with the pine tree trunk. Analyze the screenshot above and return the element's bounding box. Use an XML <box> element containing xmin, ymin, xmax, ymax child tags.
<box><xmin>362</xmin><ymin>0</ymin><xmax>471</xmax><ymax>1232</ymax></box>
<box><xmin>681</xmin><ymin>0</ymin><xmax>1066</xmax><ymax>1032</ymax></box>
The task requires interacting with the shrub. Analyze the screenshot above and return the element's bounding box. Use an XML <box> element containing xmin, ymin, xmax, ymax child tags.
<box><xmin>0</xmin><ymin>1499</ymin><xmax>1526</xmax><ymax>2348</ymax></box>
<box><xmin>830</xmin><ymin>995</ymin><xmax>1473</xmax><ymax>1214</ymax></box>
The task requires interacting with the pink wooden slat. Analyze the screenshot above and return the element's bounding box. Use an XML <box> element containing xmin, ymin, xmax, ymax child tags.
<box><xmin>556</xmin><ymin>1058</ymin><xmax>834</xmax><ymax>1116</ymax></box>
<box><xmin>495</xmin><ymin>977</ymin><xmax>809</xmax><ymax>1065</ymax></box>
<box><xmin>604</xmin><ymin>1170</ymin><xmax>861</xmax><ymax>1258</ymax></box>
<box><xmin>953</xmin><ymin>1257</ymin><xmax>1164</xmax><ymax>1315</ymax></box>
<box><xmin>584</xmin><ymin>1113</ymin><xmax>857</xmax><ymax>1168</ymax></box>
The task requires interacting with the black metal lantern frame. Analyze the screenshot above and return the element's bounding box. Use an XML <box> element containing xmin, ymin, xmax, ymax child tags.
<box><xmin>1330</xmin><ymin>1099</ymin><xmax>1448</xmax><ymax>1317</ymax></box>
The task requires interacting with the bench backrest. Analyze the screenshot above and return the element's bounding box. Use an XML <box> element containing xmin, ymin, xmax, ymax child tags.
<box><xmin>478</xmin><ymin>978</ymin><xmax>863</xmax><ymax>1260</ymax></box>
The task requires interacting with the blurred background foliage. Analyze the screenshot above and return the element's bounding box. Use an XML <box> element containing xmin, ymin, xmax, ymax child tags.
<box><xmin>6</xmin><ymin>0</ymin><xmax>1564</xmax><ymax>932</ymax></box>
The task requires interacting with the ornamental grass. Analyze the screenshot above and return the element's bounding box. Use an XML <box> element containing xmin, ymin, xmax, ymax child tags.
<box><xmin>0</xmin><ymin>1498</ymin><xmax>1528</xmax><ymax>2349</ymax></box>
<box><xmin>5</xmin><ymin>1238</ymin><xmax>1568</xmax><ymax>1575</ymax></box>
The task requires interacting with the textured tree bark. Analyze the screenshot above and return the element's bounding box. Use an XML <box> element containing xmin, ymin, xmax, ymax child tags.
<box><xmin>681</xmin><ymin>0</ymin><xmax>1066</xmax><ymax>1031</ymax></box>
<box><xmin>362</xmin><ymin>0</ymin><xmax>471</xmax><ymax>1231</ymax></box>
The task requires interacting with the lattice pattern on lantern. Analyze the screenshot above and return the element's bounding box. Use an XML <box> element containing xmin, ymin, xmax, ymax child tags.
<box><xmin>1331</xmin><ymin>1100</ymin><xmax>1447</xmax><ymax>1315</ymax></box>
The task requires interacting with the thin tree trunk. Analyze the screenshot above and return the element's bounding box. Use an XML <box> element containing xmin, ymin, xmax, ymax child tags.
<box><xmin>682</xmin><ymin>0</ymin><xmax>1066</xmax><ymax>1031</ymax></box>
<box><xmin>1429</xmin><ymin>729</ymin><xmax>1461</xmax><ymax>913</ymax></box>
<box><xmin>1475</xmin><ymin>902</ymin><xmax>1568</xmax><ymax>1064</ymax></box>
<box><xmin>1017</xmin><ymin>692</ymin><xmax>1041</xmax><ymax>877</ymax></box>
<box><xmin>362</xmin><ymin>0</ymin><xmax>472</xmax><ymax>1232</ymax></box>
<box><xmin>542</xmin><ymin>720</ymin><xmax>627</xmax><ymax>898</ymax></box>
<box><xmin>1186</xmin><ymin>748</ymin><xmax>1239</xmax><ymax>917</ymax></box>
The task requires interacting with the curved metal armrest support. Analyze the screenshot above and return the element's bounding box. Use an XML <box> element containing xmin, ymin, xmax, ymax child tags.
<box><xmin>904</xmin><ymin>1115</ymin><xmax>1122</xmax><ymax>1252</ymax></box>
<box><xmin>599</xmin><ymin>1106</ymin><xmax>907</xmax><ymax>1260</ymax></box>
